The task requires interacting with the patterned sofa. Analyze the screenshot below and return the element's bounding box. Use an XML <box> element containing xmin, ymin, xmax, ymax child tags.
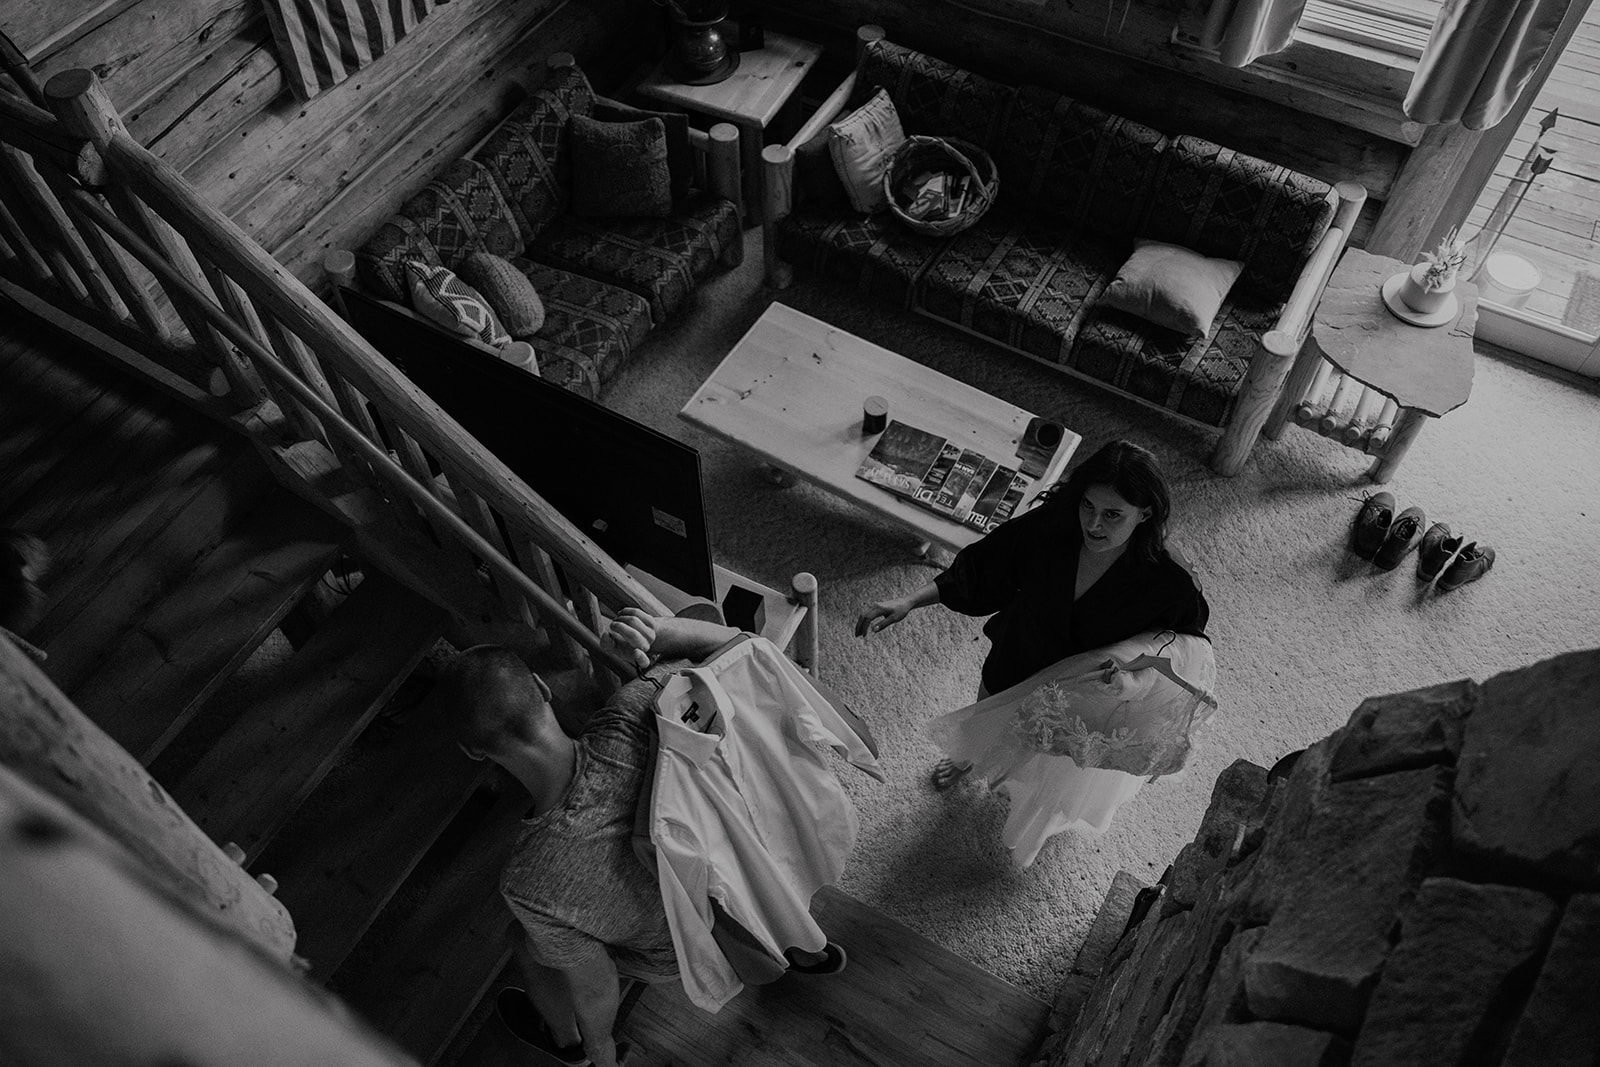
<box><xmin>349</xmin><ymin>60</ymin><xmax>743</xmax><ymax>399</ymax></box>
<box><xmin>765</xmin><ymin>38</ymin><xmax>1361</xmax><ymax>473</ymax></box>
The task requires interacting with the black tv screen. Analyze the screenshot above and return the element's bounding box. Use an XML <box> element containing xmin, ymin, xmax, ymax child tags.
<box><xmin>338</xmin><ymin>287</ymin><xmax>717</xmax><ymax>600</ymax></box>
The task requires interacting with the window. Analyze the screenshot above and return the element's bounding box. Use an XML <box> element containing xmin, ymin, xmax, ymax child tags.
<box><xmin>1296</xmin><ymin>0</ymin><xmax>1443</xmax><ymax>60</ymax></box>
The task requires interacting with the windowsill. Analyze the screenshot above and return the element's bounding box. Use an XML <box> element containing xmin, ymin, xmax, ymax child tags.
<box><xmin>1167</xmin><ymin>27</ymin><xmax>1419</xmax><ymax>142</ymax></box>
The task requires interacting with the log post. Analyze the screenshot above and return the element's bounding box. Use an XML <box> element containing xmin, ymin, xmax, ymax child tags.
<box><xmin>0</xmin><ymin>767</ymin><xmax>414</xmax><ymax>1067</ymax></box>
<box><xmin>1368</xmin><ymin>408</ymin><xmax>1426</xmax><ymax>483</ymax></box>
<box><xmin>0</xmin><ymin>637</ymin><xmax>296</xmax><ymax>960</ymax></box>
<box><xmin>1210</xmin><ymin>329</ymin><xmax>1300</xmax><ymax>476</ymax></box>
<box><xmin>791</xmin><ymin>571</ymin><xmax>820</xmax><ymax>675</ymax></box>
<box><xmin>762</xmin><ymin>143</ymin><xmax>794</xmax><ymax>289</ymax></box>
<box><xmin>707</xmin><ymin>122</ymin><xmax>744</xmax><ymax>266</ymax></box>
<box><xmin>857</xmin><ymin>24</ymin><xmax>886</xmax><ymax>61</ymax></box>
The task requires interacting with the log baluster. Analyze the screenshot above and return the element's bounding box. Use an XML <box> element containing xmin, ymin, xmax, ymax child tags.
<box><xmin>44</xmin><ymin>69</ymin><xmax>261</xmax><ymax>405</ymax></box>
<box><xmin>0</xmin><ymin>152</ymin><xmax>89</xmax><ymax>301</ymax></box>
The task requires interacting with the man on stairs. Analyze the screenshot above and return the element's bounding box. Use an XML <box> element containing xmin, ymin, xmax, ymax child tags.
<box><xmin>436</xmin><ymin>609</ymin><xmax>843</xmax><ymax>1067</ymax></box>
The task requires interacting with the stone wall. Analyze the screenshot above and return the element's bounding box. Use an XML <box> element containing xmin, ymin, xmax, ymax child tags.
<box><xmin>1037</xmin><ymin>648</ymin><xmax>1600</xmax><ymax>1067</ymax></box>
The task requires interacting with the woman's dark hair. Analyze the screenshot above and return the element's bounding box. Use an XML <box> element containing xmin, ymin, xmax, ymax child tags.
<box><xmin>1036</xmin><ymin>439</ymin><xmax>1172</xmax><ymax>562</ymax></box>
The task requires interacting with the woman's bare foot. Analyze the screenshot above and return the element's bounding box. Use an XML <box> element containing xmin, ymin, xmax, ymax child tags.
<box><xmin>931</xmin><ymin>758</ymin><xmax>972</xmax><ymax>791</ymax></box>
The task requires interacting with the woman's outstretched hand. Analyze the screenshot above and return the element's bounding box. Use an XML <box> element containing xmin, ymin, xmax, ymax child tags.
<box><xmin>856</xmin><ymin>597</ymin><xmax>913</xmax><ymax>638</ymax></box>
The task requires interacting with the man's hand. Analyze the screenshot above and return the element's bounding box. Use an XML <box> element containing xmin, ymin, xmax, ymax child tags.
<box><xmin>602</xmin><ymin>607</ymin><xmax>658</xmax><ymax>671</ymax></box>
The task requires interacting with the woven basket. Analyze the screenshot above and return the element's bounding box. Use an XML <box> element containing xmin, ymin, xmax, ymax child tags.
<box><xmin>883</xmin><ymin>135</ymin><xmax>998</xmax><ymax>237</ymax></box>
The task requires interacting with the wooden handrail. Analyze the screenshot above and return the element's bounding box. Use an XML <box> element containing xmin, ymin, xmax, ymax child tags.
<box><xmin>62</xmin><ymin>187</ymin><xmax>644</xmax><ymax>682</ymax></box>
<box><xmin>0</xmin><ymin>65</ymin><xmax>700</xmax><ymax>700</ymax></box>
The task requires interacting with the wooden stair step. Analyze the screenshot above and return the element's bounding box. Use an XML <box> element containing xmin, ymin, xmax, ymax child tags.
<box><xmin>0</xmin><ymin>354</ymin><xmax>180</xmax><ymax>518</ymax></box>
<box><xmin>330</xmin><ymin>787</ymin><xmax>526</xmax><ymax>1065</ymax></box>
<box><xmin>32</xmin><ymin>446</ymin><xmax>272</xmax><ymax>661</ymax></box>
<box><xmin>59</xmin><ymin>486</ymin><xmax>347</xmax><ymax>762</ymax></box>
<box><xmin>162</xmin><ymin>571</ymin><xmax>448</xmax><ymax>863</ymax></box>
<box><xmin>611</xmin><ymin>886</ymin><xmax>1051</xmax><ymax>1067</ymax></box>
<box><xmin>0</xmin><ymin>340</ymin><xmax>128</xmax><ymax>510</ymax></box>
<box><xmin>22</xmin><ymin>437</ymin><xmax>244</xmax><ymax>645</ymax></box>
<box><xmin>256</xmin><ymin>691</ymin><xmax>492</xmax><ymax>979</ymax></box>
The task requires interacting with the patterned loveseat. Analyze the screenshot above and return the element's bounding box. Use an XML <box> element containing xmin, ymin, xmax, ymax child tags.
<box><xmin>765</xmin><ymin>38</ymin><xmax>1361</xmax><ymax>472</ymax></box>
<box><xmin>349</xmin><ymin>60</ymin><xmax>743</xmax><ymax>399</ymax></box>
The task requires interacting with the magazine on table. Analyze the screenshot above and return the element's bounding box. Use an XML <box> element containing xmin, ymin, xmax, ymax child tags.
<box><xmin>855</xmin><ymin>420</ymin><xmax>1031</xmax><ymax>532</ymax></box>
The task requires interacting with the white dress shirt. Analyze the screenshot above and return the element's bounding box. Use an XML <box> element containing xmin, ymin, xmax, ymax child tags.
<box><xmin>647</xmin><ymin>637</ymin><xmax>884</xmax><ymax>1011</ymax></box>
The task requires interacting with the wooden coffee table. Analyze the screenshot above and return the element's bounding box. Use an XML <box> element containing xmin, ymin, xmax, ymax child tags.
<box><xmin>680</xmin><ymin>303</ymin><xmax>1081</xmax><ymax>554</ymax></box>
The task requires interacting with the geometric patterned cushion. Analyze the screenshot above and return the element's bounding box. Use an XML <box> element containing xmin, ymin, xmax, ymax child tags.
<box><xmin>356</xmin><ymin>159</ymin><xmax>525</xmax><ymax>303</ymax></box>
<box><xmin>913</xmin><ymin>206</ymin><xmax>1127</xmax><ymax>365</ymax></box>
<box><xmin>568</xmin><ymin>114</ymin><xmax>673</xmax><ymax>219</ymax></box>
<box><xmin>472</xmin><ymin>65</ymin><xmax>597</xmax><ymax>243</ymax></box>
<box><xmin>404</xmin><ymin>260</ymin><xmax>511</xmax><ymax>348</ymax></box>
<box><xmin>852</xmin><ymin>39</ymin><xmax>1015</xmax><ymax>153</ymax></box>
<box><xmin>996</xmin><ymin>85</ymin><xmax>1168</xmax><ymax>241</ymax></box>
<box><xmin>1069</xmin><ymin>299</ymin><xmax>1279</xmax><ymax>428</ymax></box>
<box><xmin>1142</xmin><ymin>135</ymin><xmax>1335</xmax><ymax>306</ymax></box>
<box><xmin>530</xmin><ymin>191</ymin><xmax>741</xmax><ymax>324</ymax></box>
<box><xmin>777</xmin><ymin>207</ymin><xmax>954</xmax><ymax>311</ymax></box>
<box><xmin>506</xmin><ymin>259</ymin><xmax>651</xmax><ymax>399</ymax></box>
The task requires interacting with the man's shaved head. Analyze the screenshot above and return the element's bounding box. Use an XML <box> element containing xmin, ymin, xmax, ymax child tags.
<box><xmin>435</xmin><ymin>645</ymin><xmax>552</xmax><ymax>757</ymax></box>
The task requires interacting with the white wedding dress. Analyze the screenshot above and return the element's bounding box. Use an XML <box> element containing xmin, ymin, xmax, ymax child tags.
<box><xmin>928</xmin><ymin>630</ymin><xmax>1218</xmax><ymax>867</ymax></box>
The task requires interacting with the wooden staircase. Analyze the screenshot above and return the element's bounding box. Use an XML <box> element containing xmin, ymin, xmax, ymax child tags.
<box><xmin>0</xmin><ymin>312</ymin><xmax>528</xmax><ymax>1061</ymax></box>
<box><xmin>1</xmin><ymin>312</ymin><xmax>1053</xmax><ymax>1065</ymax></box>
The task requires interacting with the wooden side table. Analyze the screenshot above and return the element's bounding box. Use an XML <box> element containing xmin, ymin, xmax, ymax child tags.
<box><xmin>1264</xmin><ymin>248</ymin><xmax>1479</xmax><ymax>483</ymax></box>
<box><xmin>635</xmin><ymin>31</ymin><xmax>823</xmax><ymax>224</ymax></box>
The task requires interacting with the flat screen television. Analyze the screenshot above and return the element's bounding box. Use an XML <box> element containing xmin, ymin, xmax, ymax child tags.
<box><xmin>338</xmin><ymin>286</ymin><xmax>717</xmax><ymax>600</ymax></box>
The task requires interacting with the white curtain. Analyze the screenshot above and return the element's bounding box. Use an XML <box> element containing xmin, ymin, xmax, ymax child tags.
<box><xmin>1405</xmin><ymin>0</ymin><xmax>1576</xmax><ymax>130</ymax></box>
<box><xmin>1200</xmin><ymin>0</ymin><xmax>1310</xmax><ymax>68</ymax></box>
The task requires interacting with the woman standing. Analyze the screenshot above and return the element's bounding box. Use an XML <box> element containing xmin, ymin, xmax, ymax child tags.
<box><xmin>856</xmin><ymin>439</ymin><xmax>1213</xmax><ymax>859</ymax></box>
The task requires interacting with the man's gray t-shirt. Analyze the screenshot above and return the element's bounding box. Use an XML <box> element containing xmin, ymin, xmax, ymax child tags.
<box><xmin>499</xmin><ymin>672</ymin><xmax>677</xmax><ymax>979</ymax></box>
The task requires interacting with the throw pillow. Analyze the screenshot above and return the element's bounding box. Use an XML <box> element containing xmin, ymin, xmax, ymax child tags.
<box><xmin>569</xmin><ymin>114</ymin><xmax>673</xmax><ymax>219</ymax></box>
<box><xmin>1101</xmin><ymin>239</ymin><xmax>1245</xmax><ymax>338</ymax></box>
<box><xmin>793</xmin><ymin>124</ymin><xmax>850</xmax><ymax>212</ymax></box>
<box><xmin>593</xmin><ymin>99</ymin><xmax>693</xmax><ymax>201</ymax></box>
<box><xmin>482</xmin><ymin>217</ymin><xmax>526</xmax><ymax>259</ymax></box>
<box><xmin>827</xmin><ymin>87</ymin><xmax>906</xmax><ymax>214</ymax></box>
<box><xmin>457</xmin><ymin>252</ymin><xmax>545</xmax><ymax>337</ymax></box>
<box><xmin>403</xmin><ymin>260</ymin><xmax>511</xmax><ymax>348</ymax></box>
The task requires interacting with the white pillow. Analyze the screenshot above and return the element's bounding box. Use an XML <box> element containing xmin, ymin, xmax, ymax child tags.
<box><xmin>828</xmin><ymin>88</ymin><xmax>906</xmax><ymax>215</ymax></box>
<box><xmin>404</xmin><ymin>260</ymin><xmax>511</xmax><ymax>348</ymax></box>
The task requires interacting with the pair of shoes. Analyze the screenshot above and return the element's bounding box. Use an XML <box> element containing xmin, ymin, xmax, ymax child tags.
<box><xmin>786</xmin><ymin>941</ymin><xmax>849</xmax><ymax>975</ymax></box>
<box><xmin>496</xmin><ymin>987</ymin><xmax>590</xmax><ymax>1066</ymax></box>
<box><xmin>931</xmin><ymin>757</ymin><xmax>972</xmax><ymax>791</ymax></box>
<box><xmin>1417</xmin><ymin>522</ymin><xmax>1496</xmax><ymax>590</ymax></box>
<box><xmin>1351</xmin><ymin>493</ymin><xmax>1428</xmax><ymax>569</ymax></box>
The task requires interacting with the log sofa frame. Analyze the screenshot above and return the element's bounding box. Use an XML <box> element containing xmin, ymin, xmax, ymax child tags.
<box><xmin>759</xmin><ymin>26</ymin><xmax>1366</xmax><ymax>477</ymax></box>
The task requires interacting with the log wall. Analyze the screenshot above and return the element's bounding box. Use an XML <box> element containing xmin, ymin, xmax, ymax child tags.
<box><xmin>1</xmin><ymin>0</ymin><xmax>649</xmax><ymax>287</ymax></box>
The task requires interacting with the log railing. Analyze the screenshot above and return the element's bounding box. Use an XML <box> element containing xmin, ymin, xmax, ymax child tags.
<box><xmin>0</xmin><ymin>65</ymin><xmax>667</xmax><ymax>689</ymax></box>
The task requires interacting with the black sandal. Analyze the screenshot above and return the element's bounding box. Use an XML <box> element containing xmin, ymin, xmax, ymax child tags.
<box><xmin>931</xmin><ymin>758</ymin><xmax>972</xmax><ymax>791</ymax></box>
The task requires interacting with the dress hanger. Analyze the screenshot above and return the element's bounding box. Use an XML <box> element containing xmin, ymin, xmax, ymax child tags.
<box><xmin>1100</xmin><ymin>643</ymin><xmax>1217</xmax><ymax>708</ymax></box>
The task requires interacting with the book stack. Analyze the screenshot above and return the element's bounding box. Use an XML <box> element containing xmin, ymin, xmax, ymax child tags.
<box><xmin>856</xmin><ymin>421</ymin><xmax>1031</xmax><ymax>533</ymax></box>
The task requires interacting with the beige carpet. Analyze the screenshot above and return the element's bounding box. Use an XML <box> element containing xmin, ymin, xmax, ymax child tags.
<box><xmin>603</xmin><ymin>233</ymin><xmax>1600</xmax><ymax>1001</ymax></box>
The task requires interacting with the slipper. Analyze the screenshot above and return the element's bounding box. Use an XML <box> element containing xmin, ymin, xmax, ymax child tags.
<box><xmin>786</xmin><ymin>941</ymin><xmax>848</xmax><ymax>975</ymax></box>
<box><xmin>931</xmin><ymin>757</ymin><xmax>972</xmax><ymax>791</ymax></box>
<box><xmin>496</xmin><ymin>987</ymin><xmax>590</xmax><ymax>1066</ymax></box>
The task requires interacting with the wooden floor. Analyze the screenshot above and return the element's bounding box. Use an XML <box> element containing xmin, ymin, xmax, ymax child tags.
<box><xmin>1464</xmin><ymin>3</ymin><xmax>1600</xmax><ymax>330</ymax></box>
<box><xmin>453</xmin><ymin>887</ymin><xmax>1052</xmax><ymax>1067</ymax></box>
